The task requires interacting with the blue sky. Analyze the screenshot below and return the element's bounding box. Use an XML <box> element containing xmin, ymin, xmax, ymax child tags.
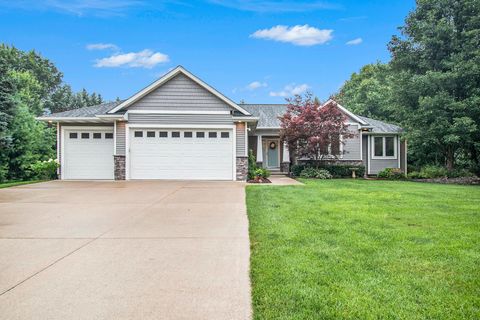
<box><xmin>0</xmin><ymin>0</ymin><xmax>415</xmax><ymax>103</ymax></box>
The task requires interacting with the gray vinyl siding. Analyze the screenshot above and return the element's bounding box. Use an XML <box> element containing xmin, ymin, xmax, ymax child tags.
<box><xmin>128</xmin><ymin>74</ymin><xmax>232</xmax><ymax>112</ymax></box>
<box><xmin>128</xmin><ymin>113</ymin><xmax>233</xmax><ymax>125</ymax></box>
<box><xmin>342</xmin><ymin>125</ymin><xmax>361</xmax><ymax>160</ymax></box>
<box><xmin>236</xmin><ymin>122</ymin><xmax>246</xmax><ymax>157</ymax></box>
<box><xmin>370</xmin><ymin>159</ymin><xmax>399</xmax><ymax>174</ymax></box>
<box><xmin>115</xmin><ymin>121</ymin><xmax>126</xmax><ymax>156</ymax></box>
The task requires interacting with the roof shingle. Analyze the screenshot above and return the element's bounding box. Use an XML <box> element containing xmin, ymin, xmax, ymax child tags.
<box><xmin>48</xmin><ymin>100</ymin><xmax>125</xmax><ymax>118</ymax></box>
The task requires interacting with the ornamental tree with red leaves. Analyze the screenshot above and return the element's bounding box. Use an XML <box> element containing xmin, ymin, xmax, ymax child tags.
<box><xmin>279</xmin><ymin>94</ymin><xmax>354</xmax><ymax>164</ymax></box>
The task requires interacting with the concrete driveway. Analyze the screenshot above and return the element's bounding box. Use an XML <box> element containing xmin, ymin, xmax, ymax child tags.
<box><xmin>0</xmin><ymin>181</ymin><xmax>251</xmax><ymax>320</ymax></box>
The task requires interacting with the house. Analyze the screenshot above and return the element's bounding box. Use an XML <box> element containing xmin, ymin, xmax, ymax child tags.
<box><xmin>38</xmin><ymin>66</ymin><xmax>406</xmax><ymax>181</ymax></box>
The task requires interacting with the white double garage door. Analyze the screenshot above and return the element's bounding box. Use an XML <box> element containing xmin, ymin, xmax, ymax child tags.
<box><xmin>62</xmin><ymin>126</ymin><xmax>234</xmax><ymax>180</ymax></box>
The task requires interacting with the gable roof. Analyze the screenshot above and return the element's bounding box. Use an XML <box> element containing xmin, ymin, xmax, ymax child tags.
<box><xmin>358</xmin><ymin>116</ymin><xmax>403</xmax><ymax>133</ymax></box>
<box><xmin>241</xmin><ymin>101</ymin><xmax>403</xmax><ymax>133</ymax></box>
<box><xmin>108</xmin><ymin>66</ymin><xmax>251</xmax><ymax>115</ymax></box>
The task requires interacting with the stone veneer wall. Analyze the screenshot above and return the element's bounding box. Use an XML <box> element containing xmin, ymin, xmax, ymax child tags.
<box><xmin>114</xmin><ymin>155</ymin><xmax>126</xmax><ymax>180</ymax></box>
<box><xmin>280</xmin><ymin>162</ymin><xmax>290</xmax><ymax>173</ymax></box>
<box><xmin>236</xmin><ymin>157</ymin><xmax>248</xmax><ymax>181</ymax></box>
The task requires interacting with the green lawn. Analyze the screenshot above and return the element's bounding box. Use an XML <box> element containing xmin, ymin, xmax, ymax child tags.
<box><xmin>246</xmin><ymin>180</ymin><xmax>480</xmax><ymax>320</ymax></box>
<box><xmin>0</xmin><ymin>180</ymin><xmax>45</xmax><ymax>189</ymax></box>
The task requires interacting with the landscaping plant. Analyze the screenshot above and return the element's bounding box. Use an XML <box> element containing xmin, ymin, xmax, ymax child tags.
<box><xmin>29</xmin><ymin>158</ymin><xmax>59</xmax><ymax>180</ymax></box>
<box><xmin>299</xmin><ymin>167</ymin><xmax>332</xmax><ymax>179</ymax></box>
<box><xmin>378</xmin><ymin>167</ymin><xmax>406</xmax><ymax>180</ymax></box>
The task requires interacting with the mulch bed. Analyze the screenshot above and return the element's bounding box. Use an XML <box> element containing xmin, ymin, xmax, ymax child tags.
<box><xmin>412</xmin><ymin>177</ymin><xmax>480</xmax><ymax>185</ymax></box>
<box><xmin>247</xmin><ymin>177</ymin><xmax>271</xmax><ymax>183</ymax></box>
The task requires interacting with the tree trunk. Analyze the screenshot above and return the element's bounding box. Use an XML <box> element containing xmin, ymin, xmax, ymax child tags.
<box><xmin>446</xmin><ymin>146</ymin><xmax>455</xmax><ymax>171</ymax></box>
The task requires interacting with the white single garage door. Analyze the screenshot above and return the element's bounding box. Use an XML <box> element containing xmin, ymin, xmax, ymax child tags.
<box><xmin>63</xmin><ymin>127</ymin><xmax>114</xmax><ymax>180</ymax></box>
<box><xmin>129</xmin><ymin>129</ymin><xmax>234</xmax><ymax>180</ymax></box>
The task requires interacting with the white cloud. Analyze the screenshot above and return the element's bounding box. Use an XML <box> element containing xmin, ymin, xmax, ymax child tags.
<box><xmin>270</xmin><ymin>83</ymin><xmax>310</xmax><ymax>97</ymax></box>
<box><xmin>247</xmin><ymin>81</ymin><xmax>267</xmax><ymax>90</ymax></box>
<box><xmin>95</xmin><ymin>49</ymin><xmax>169</xmax><ymax>68</ymax></box>
<box><xmin>207</xmin><ymin>0</ymin><xmax>337</xmax><ymax>13</ymax></box>
<box><xmin>346</xmin><ymin>38</ymin><xmax>363</xmax><ymax>45</ymax></box>
<box><xmin>251</xmin><ymin>25</ymin><xmax>333</xmax><ymax>46</ymax></box>
<box><xmin>86</xmin><ymin>43</ymin><xmax>119</xmax><ymax>51</ymax></box>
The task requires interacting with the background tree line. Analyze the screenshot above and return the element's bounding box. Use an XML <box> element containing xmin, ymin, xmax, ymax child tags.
<box><xmin>0</xmin><ymin>44</ymin><xmax>104</xmax><ymax>181</ymax></box>
<box><xmin>336</xmin><ymin>0</ymin><xmax>480</xmax><ymax>174</ymax></box>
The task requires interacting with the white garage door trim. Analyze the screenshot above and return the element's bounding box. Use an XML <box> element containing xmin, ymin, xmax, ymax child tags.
<box><xmin>125</xmin><ymin>124</ymin><xmax>236</xmax><ymax>181</ymax></box>
<box><xmin>61</xmin><ymin>126</ymin><xmax>114</xmax><ymax>180</ymax></box>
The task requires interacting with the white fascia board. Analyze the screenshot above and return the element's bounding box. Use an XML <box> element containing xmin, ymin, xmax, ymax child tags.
<box><xmin>127</xmin><ymin>110</ymin><xmax>231</xmax><ymax>115</ymax></box>
<box><xmin>256</xmin><ymin>127</ymin><xmax>281</xmax><ymax>130</ymax></box>
<box><xmin>108</xmin><ymin>66</ymin><xmax>251</xmax><ymax>116</ymax></box>
<box><xmin>232</xmin><ymin>116</ymin><xmax>259</xmax><ymax>122</ymax></box>
<box><xmin>96</xmin><ymin>114</ymin><xmax>126</xmax><ymax>119</ymax></box>
<box><xmin>322</xmin><ymin>99</ymin><xmax>368</xmax><ymax>125</ymax></box>
<box><xmin>127</xmin><ymin>124</ymin><xmax>236</xmax><ymax>129</ymax></box>
<box><xmin>363</xmin><ymin>132</ymin><xmax>401</xmax><ymax>135</ymax></box>
<box><xmin>37</xmin><ymin>117</ymin><xmax>112</xmax><ymax>123</ymax></box>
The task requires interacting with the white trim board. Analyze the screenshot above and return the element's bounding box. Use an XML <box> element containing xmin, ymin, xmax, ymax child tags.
<box><xmin>127</xmin><ymin>124</ymin><xmax>236</xmax><ymax>129</ymax></box>
<box><xmin>108</xmin><ymin>66</ymin><xmax>251</xmax><ymax>116</ymax></box>
<box><xmin>127</xmin><ymin>110</ymin><xmax>231</xmax><ymax>115</ymax></box>
<box><xmin>321</xmin><ymin>99</ymin><xmax>368</xmax><ymax>125</ymax></box>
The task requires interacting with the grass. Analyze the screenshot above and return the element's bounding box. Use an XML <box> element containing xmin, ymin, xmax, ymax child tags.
<box><xmin>0</xmin><ymin>180</ymin><xmax>45</xmax><ymax>189</ymax></box>
<box><xmin>246</xmin><ymin>179</ymin><xmax>480</xmax><ymax>320</ymax></box>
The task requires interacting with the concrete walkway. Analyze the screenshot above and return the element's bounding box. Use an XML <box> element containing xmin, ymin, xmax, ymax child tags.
<box><xmin>0</xmin><ymin>180</ymin><xmax>251</xmax><ymax>320</ymax></box>
<box><xmin>248</xmin><ymin>175</ymin><xmax>303</xmax><ymax>186</ymax></box>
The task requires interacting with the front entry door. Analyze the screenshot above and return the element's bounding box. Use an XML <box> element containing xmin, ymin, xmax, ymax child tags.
<box><xmin>266</xmin><ymin>139</ymin><xmax>279</xmax><ymax>168</ymax></box>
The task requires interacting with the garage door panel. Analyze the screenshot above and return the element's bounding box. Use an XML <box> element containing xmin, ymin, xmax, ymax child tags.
<box><xmin>64</xmin><ymin>129</ymin><xmax>114</xmax><ymax>180</ymax></box>
<box><xmin>129</xmin><ymin>129</ymin><xmax>233</xmax><ymax>180</ymax></box>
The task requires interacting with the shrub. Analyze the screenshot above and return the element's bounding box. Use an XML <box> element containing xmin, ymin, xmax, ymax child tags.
<box><xmin>378</xmin><ymin>168</ymin><xmax>405</xmax><ymax>180</ymax></box>
<box><xmin>29</xmin><ymin>159</ymin><xmax>59</xmax><ymax>180</ymax></box>
<box><xmin>300</xmin><ymin>167</ymin><xmax>333</xmax><ymax>179</ymax></box>
<box><xmin>291</xmin><ymin>164</ymin><xmax>306</xmax><ymax>177</ymax></box>
<box><xmin>419</xmin><ymin>165</ymin><xmax>448</xmax><ymax>179</ymax></box>
<box><xmin>447</xmin><ymin>168</ymin><xmax>475</xmax><ymax>178</ymax></box>
<box><xmin>407</xmin><ymin>171</ymin><xmax>423</xmax><ymax>179</ymax></box>
<box><xmin>248</xmin><ymin>149</ymin><xmax>258</xmax><ymax>180</ymax></box>
<box><xmin>292</xmin><ymin>163</ymin><xmax>365</xmax><ymax>178</ymax></box>
<box><xmin>254</xmin><ymin>168</ymin><xmax>270</xmax><ymax>179</ymax></box>
<box><xmin>408</xmin><ymin>167</ymin><xmax>476</xmax><ymax>179</ymax></box>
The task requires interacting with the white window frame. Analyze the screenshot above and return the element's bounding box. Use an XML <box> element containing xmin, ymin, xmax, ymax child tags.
<box><xmin>371</xmin><ymin>135</ymin><xmax>397</xmax><ymax>159</ymax></box>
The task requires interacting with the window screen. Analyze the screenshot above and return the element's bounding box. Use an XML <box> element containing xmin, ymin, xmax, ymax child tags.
<box><xmin>134</xmin><ymin>131</ymin><xmax>143</xmax><ymax>138</ymax></box>
<box><xmin>69</xmin><ymin>132</ymin><xmax>78</xmax><ymax>139</ymax></box>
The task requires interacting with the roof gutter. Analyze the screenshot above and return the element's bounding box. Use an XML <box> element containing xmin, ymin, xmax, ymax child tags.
<box><xmin>232</xmin><ymin>116</ymin><xmax>259</xmax><ymax>122</ymax></box>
